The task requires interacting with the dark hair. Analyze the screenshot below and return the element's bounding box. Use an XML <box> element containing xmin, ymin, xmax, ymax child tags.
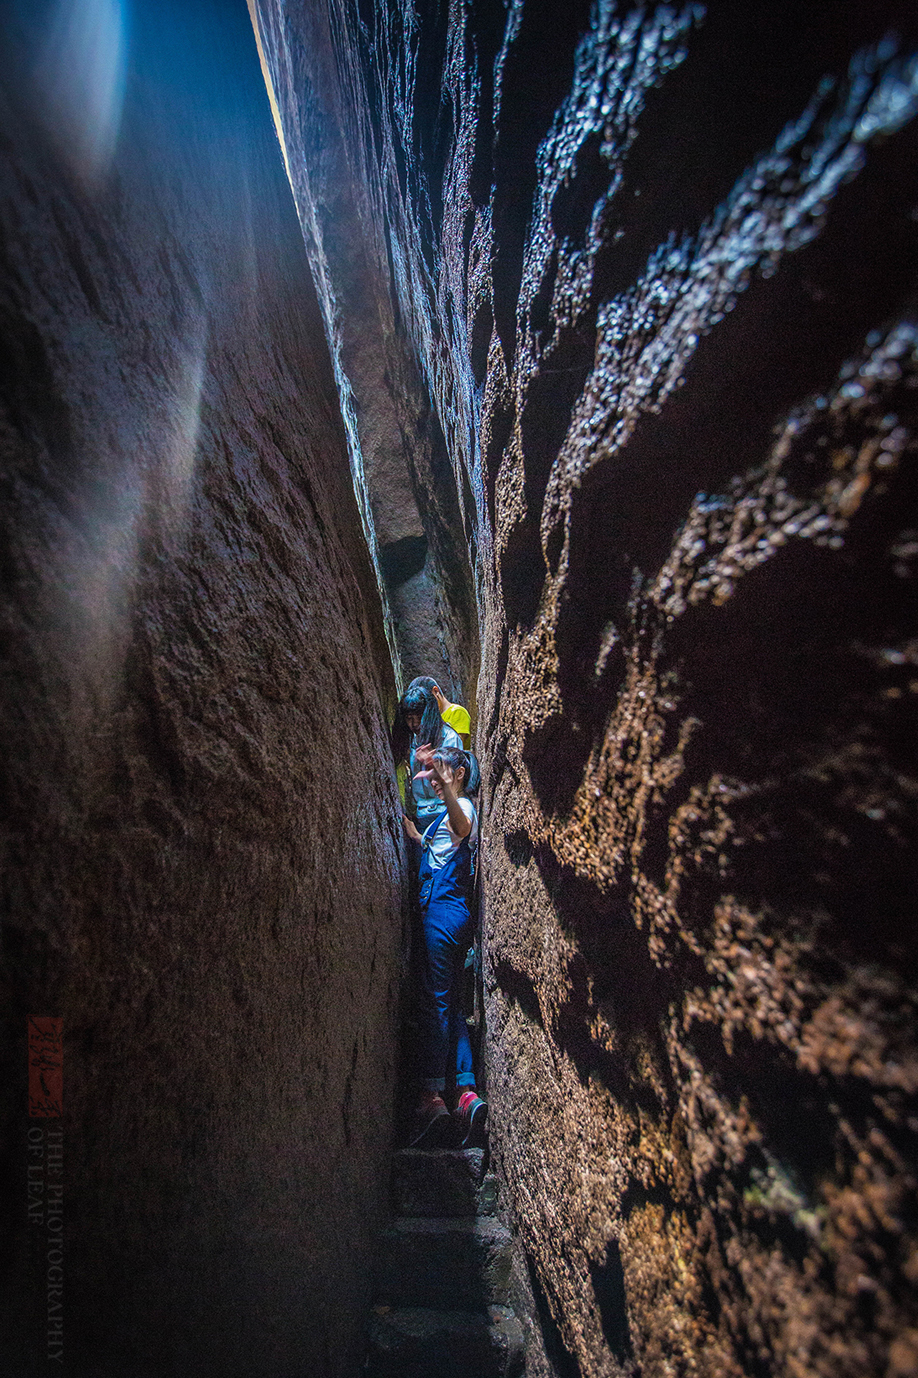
<box><xmin>407</xmin><ymin>675</ymin><xmax>440</xmax><ymax>696</ymax></box>
<box><xmin>432</xmin><ymin>747</ymin><xmax>480</xmax><ymax>798</ymax></box>
<box><xmin>392</xmin><ymin>683</ymin><xmax>445</xmax><ymax>763</ymax></box>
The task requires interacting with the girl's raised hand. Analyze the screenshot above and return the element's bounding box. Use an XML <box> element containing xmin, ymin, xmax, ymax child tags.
<box><xmin>413</xmin><ymin>742</ymin><xmax>444</xmax><ymax>786</ymax></box>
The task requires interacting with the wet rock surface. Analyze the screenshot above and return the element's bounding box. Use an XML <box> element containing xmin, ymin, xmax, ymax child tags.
<box><xmin>258</xmin><ymin>1</ymin><xmax>918</xmax><ymax>1375</ymax></box>
<box><xmin>0</xmin><ymin>4</ymin><xmax>405</xmax><ymax>1376</ymax></box>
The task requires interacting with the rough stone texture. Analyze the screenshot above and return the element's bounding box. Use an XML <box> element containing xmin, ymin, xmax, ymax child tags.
<box><xmin>250</xmin><ymin>0</ymin><xmax>480</xmax><ymax>704</ymax></box>
<box><xmin>393</xmin><ymin>1146</ymin><xmax>497</xmax><ymax>1217</ymax></box>
<box><xmin>376</xmin><ymin>1215</ymin><xmax>515</xmax><ymax>1310</ymax></box>
<box><xmin>259</xmin><ymin>2</ymin><xmax>918</xmax><ymax>1376</ymax></box>
<box><xmin>368</xmin><ymin>1303</ymin><xmax>525</xmax><ymax>1378</ymax></box>
<box><xmin>0</xmin><ymin>3</ymin><xmax>405</xmax><ymax>1375</ymax></box>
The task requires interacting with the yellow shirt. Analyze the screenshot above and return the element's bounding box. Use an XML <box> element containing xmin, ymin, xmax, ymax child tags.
<box><xmin>441</xmin><ymin>700</ymin><xmax>471</xmax><ymax>748</ymax></box>
<box><xmin>397</xmin><ymin>762</ymin><xmax>410</xmax><ymax>809</ymax></box>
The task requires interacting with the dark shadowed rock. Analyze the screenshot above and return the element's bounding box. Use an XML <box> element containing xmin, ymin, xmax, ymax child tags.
<box><xmin>376</xmin><ymin>1215</ymin><xmax>514</xmax><ymax>1310</ymax></box>
<box><xmin>368</xmin><ymin>1303</ymin><xmax>524</xmax><ymax>1378</ymax></box>
<box><xmin>393</xmin><ymin>1146</ymin><xmax>497</xmax><ymax>1217</ymax></box>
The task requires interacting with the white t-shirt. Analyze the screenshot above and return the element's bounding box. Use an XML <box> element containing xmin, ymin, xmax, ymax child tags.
<box><xmin>422</xmin><ymin>798</ymin><xmax>478</xmax><ymax>870</ymax></box>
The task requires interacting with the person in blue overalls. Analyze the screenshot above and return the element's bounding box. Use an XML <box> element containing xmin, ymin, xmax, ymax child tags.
<box><xmin>402</xmin><ymin>744</ymin><xmax>487</xmax><ymax>1147</ymax></box>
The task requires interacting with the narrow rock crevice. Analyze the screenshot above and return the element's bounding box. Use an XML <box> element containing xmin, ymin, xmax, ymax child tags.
<box><xmin>2</xmin><ymin>1</ymin><xmax>918</xmax><ymax>1376</ymax></box>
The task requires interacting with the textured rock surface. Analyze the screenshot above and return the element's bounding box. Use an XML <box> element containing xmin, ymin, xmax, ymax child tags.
<box><xmin>368</xmin><ymin>1303</ymin><xmax>525</xmax><ymax>1378</ymax></box>
<box><xmin>250</xmin><ymin>0</ymin><xmax>479</xmax><ymax>702</ymax></box>
<box><xmin>376</xmin><ymin>1215</ymin><xmax>515</xmax><ymax>1309</ymax></box>
<box><xmin>0</xmin><ymin>3</ymin><xmax>404</xmax><ymax>1375</ymax></box>
<box><xmin>259</xmin><ymin>2</ymin><xmax>918</xmax><ymax>1376</ymax></box>
<box><xmin>393</xmin><ymin>1146</ymin><xmax>498</xmax><ymax>1217</ymax></box>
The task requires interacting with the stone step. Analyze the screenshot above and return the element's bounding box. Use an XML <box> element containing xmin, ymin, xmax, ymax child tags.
<box><xmin>393</xmin><ymin>1147</ymin><xmax>498</xmax><ymax>1218</ymax></box>
<box><xmin>376</xmin><ymin>1216</ymin><xmax>514</xmax><ymax>1310</ymax></box>
<box><xmin>366</xmin><ymin>1304</ymin><xmax>525</xmax><ymax>1378</ymax></box>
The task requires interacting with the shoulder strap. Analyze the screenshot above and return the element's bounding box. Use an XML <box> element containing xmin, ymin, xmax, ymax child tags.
<box><xmin>421</xmin><ymin>809</ymin><xmax>449</xmax><ymax>848</ymax></box>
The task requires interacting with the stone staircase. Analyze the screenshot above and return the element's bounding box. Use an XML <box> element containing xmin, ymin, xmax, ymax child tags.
<box><xmin>366</xmin><ymin>1146</ymin><xmax>525</xmax><ymax>1377</ymax></box>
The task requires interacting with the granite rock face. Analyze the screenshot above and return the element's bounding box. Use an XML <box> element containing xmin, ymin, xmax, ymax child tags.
<box><xmin>251</xmin><ymin>0</ymin><xmax>479</xmax><ymax>703</ymax></box>
<box><xmin>258</xmin><ymin>2</ymin><xmax>918</xmax><ymax>1375</ymax></box>
<box><xmin>0</xmin><ymin>3</ymin><xmax>405</xmax><ymax>1375</ymax></box>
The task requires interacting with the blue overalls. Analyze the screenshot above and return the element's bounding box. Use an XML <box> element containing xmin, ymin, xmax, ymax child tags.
<box><xmin>417</xmin><ymin>808</ymin><xmax>476</xmax><ymax>1092</ymax></box>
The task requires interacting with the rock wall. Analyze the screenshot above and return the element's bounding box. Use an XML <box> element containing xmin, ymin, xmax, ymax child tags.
<box><xmin>250</xmin><ymin>0</ymin><xmax>480</xmax><ymax>702</ymax></box>
<box><xmin>259</xmin><ymin>2</ymin><xmax>918</xmax><ymax>1376</ymax></box>
<box><xmin>0</xmin><ymin>3</ymin><xmax>405</xmax><ymax>1375</ymax></box>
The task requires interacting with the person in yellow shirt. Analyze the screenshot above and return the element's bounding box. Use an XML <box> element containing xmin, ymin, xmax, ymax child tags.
<box><xmin>430</xmin><ymin>683</ymin><xmax>471</xmax><ymax>748</ymax></box>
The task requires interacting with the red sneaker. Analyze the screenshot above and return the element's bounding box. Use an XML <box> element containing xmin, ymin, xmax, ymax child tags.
<box><xmin>454</xmin><ymin>1090</ymin><xmax>488</xmax><ymax>1148</ymax></box>
<box><xmin>409</xmin><ymin>1093</ymin><xmax>451</xmax><ymax>1148</ymax></box>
